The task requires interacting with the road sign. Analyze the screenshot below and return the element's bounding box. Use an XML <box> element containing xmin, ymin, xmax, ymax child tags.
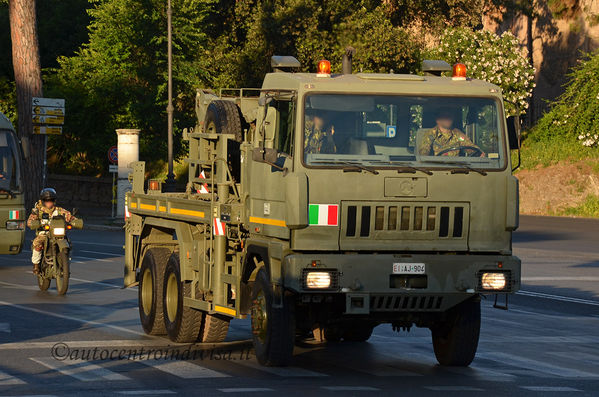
<box><xmin>33</xmin><ymin>126</ymin><xmax>62</xmax><ymax>135</ymax></box>
<box><xmin>32</xmin><ymin>106</ymin><xmax>65</xmax><ymax>116</ymax></box>
<box><xmin>108</xmin><ymin>146</ymin><xmax>118</xmax><ymax>164</ymax></box>
<box><xmin>32</xmin><ymin>97</ymin><xmax>64</xmax><ymax>108</ymax></box>
<box><xmin>109</xmin><ymin>164</ymin><xmax>118</xmax><ymax>173</ymax></box>
<box><xmin>32</xmin><ymin>115</ymin><xmax>64</xmax><ymax>125</ymax></box>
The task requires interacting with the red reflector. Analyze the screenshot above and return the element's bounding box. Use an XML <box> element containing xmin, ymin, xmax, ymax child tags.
<box><xmin>149</xmin><ymin>180</ymin><xmax>160</xmax><ymax>191</ymax></box>
<box><xmin>317</xmin><ymin>60</ymin><xmax>331</xmax><ymax>76</ymax></box>
<box><xmin>452</xmin><ymin>63</ymin><xmax>467</xmax><ymax>79</ymax></box>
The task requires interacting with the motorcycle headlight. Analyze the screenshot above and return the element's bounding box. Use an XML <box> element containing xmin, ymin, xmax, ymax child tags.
<box><xmin>53</xmin><ymin>227</ymin><xmax>65</xmax><ymax>236</ymax></box>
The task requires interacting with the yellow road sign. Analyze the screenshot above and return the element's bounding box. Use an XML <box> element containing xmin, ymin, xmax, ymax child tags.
<box><xmin>32</xmin><ymin>106</ymin><xmax>65</xmax><ymax>116</ymax></box>
<box><xmin>33</xmin><ymin>126</ymin><xmax>62</xmax><ymax>135</ymax></box>
<box><xmin>32</xmin><ymin>115</ymin><xmax>64</xmax><ymax>125</ymax></box>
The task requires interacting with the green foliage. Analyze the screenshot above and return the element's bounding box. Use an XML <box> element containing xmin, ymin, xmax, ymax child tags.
<box><xmin>557</xmin><ymin>194</ymin><xmax>599</xmax><ymax>218</ymax></box>
<box><xmin>517</xmin><ymin>138</ymin><xmax>599</xmax><ymax>170</ymax></box>
<box><xmin>427</xmin><ymin>27</ymin><xmax>535</xmax><ymax>117</ymax></box>
<box><xmin>527</xmin><ymin>51</ymin><xmax>599</xmax><ymax>150</ymax></box>
<box><xmin>0</xmin><ymin>76</ymin><xmax>17</xmax><ymax>125</ymax></box>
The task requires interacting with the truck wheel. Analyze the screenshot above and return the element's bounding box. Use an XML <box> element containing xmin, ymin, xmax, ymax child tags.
<box><xmin>199</xmin><ymin>313</ymin><xmax>230</xmax><ymax>343</ymax></box>
<box><xmin>251</xmin><ymin>268</ymin><xmax>295</xmax><ymax>366</ymax></box>
<box><xmin>163</xmin><ymin>253</ymin><xmax>203</xmax><ymax>343</ymax></box>
<box><xmin>323</xmin><ymin>327</ymin><xmax>342</xmax><ymax>343</ymax></box>
<box><xmin>139</xmin><ymin>248</ymin><xmax>170</xmax><ymax>335</ymax></box>
<box><xmin>204</xmin><ymin>100</ymin><xmax>244</xmax><ymax>142</ymax></box>
<box><xmin>55</xmin><ymin>251</ymin><xmax>70</xmax><ymax>296</ymax></box>
<box><xmin>431</xmin><ymin>297</ymin><xmax>481</xmax><ymax>366</ymax></box>
<box><xmin>343</xmin><ymin>324</ymin><xmax>374</xmax><ymax>342</ymax></box>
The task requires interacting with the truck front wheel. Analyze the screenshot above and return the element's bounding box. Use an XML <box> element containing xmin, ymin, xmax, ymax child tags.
<box><xmin>250</xmin><ymin>269</ymin><xmax>295</xmax><ymax>366</ymax></box>
<box><xmin>163</xmin><ymin>253</ymin><xmax>203</xmax><ymax>343</ymax></box>
<box><xmin>431</xmin><ymin>297</ymin><xmax>481</xmax><ymax>366</ymax></box>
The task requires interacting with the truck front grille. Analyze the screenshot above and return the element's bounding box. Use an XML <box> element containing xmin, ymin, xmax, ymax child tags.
<box><xmin>343</xmin><ymin>202</ymin><xmax>468</xmax><ymax>239</ymax></box>
<box><xmin>370</xmin><ymin>294</ymin><xmax>443</xmax><ymax>311</ymax></box>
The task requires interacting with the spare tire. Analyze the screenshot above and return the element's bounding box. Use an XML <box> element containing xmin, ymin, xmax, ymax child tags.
<box><xmin>204</xmin><ymin>100</ymin><xmax>244</xmax><ymax>142</ymax></box>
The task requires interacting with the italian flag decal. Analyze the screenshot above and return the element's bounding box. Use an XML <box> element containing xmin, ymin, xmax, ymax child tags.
<box><xmin>9</xmin><ymin>210</ymin><xmax>19</xmax><ymax>220</ymax></box>
<box><xmin>309</xmin><ymin>204</ymin><xmax>338</xmax><ymax>226</ymax></box>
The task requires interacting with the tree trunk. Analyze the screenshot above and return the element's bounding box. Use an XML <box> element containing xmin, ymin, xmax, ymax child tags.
<box><xmin>8</xmin><ymin>0</ymin><xmax>44</xmax><ymax>205</ymax></box>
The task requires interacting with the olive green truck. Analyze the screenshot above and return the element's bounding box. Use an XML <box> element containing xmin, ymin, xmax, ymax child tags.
<box><xmin>124</xmin><ymin>56</ymin><xmax>521</xmax><ymax>367</ymax></box>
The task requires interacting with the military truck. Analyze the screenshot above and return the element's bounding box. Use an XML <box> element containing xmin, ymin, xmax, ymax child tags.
<box><xmin>124</xmin><ymin>54</ymin><xmax>521</xmax><ymax>367</ymax></box>
<box><xmin>0</xmin><ymin>112</ymin><xmax>26</xmax><ymax>255</ymax></box>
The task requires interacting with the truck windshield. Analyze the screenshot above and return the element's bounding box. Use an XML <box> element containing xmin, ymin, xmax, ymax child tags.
<box><xmin>0</xmin><ymin>130</ymin><xmax>22</xmax><ymax>194</ymax></box>
<box><xmin>303</xmin><ymin>94</ymin><xmax>505</xmax><ymax>170</ymax></box>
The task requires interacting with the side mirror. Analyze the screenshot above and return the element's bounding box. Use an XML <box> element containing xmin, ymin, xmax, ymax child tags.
<box><xmin>21</xmin><ymin>137</ymin><xmax>30</xmax><ymax>159</ymax></box>
<box><xmin>507</xmin><ymin>116</ymin><xmax>521</xmax><ymax>150</ymax></box>
<box><xmin>252</xmin><ymin>147</ymin><xmax>279</xmax><ymax>164</ymax></box>
<box><xmin>72</xmin><ymin>208</ymin><xmax>79</xmax><ymax>217</ymax></box>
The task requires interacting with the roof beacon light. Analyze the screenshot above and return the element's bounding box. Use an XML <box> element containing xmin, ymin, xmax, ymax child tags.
<box><xmin>317</xmin><ymin>60</ymin><xmax>331</xmax><ymax>77</ymax></box>
<box><xmin>452</xmin><ymin>63</ymin><xmax>467</xmax><ymax>81</ymax></box>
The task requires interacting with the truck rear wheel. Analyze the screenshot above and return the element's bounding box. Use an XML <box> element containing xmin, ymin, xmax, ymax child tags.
<box><xmin>251</xmin><ymin>268</ymin><xmax>295</xmax><ymax>366</ymax></box>
<box><xmin>431</xmin><ymin>297</ymin><xmax>481</xmax><ymax>366</ymax></box>
<box><xmin>343</xmin><ymin>324</ymin><xmax>374</xmax><ymax>342</ymax></box>
<box><xmin>139</xmin><ymin>248</ymin><xmax>170</xmax><ymax>335</ymax></box>
<box><xmin>163</xmin><ymin>253</ymin><xmax>203</xmax><ymax>343</ymax></box>
<box><xmin>199</xmin><ymin>313</ymin><xmax>230</xmax><ymax>343</ymax></box>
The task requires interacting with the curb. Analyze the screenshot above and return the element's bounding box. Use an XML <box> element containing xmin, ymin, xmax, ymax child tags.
<box><xmin>85</xmin><ymin>223</ymin><xmax>124</xmax><ymax>232</ymax></box>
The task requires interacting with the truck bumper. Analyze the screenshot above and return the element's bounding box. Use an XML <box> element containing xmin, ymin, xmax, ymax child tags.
<box><xmin>282</xmin><ymin>253</ymin><xmax>520</xmax><ymax>314</ymax></box>
<box><xmin>0</xmin><ymin>230</ymin><xmax>25</xmax><ymax>255</ymax></box>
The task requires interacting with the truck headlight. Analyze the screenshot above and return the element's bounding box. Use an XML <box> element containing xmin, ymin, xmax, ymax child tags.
<box><xmin>481</xmin><ymin>272</ymin><xmax>506</xmax><ymax>290</ymax></box>
<box><xmin>53</xmin><ymin>227</ymin><xmax>65</xmax><ymax>236</ymax></box>
<box><xmin>6</xmin><ymin>221</ymin><xmax>24</xmax><ymax>230</ymax></box>
<box><xmin>305</xmin><ymin>272</ymin><xmax>331</xmax><ymax>289</ymax></box>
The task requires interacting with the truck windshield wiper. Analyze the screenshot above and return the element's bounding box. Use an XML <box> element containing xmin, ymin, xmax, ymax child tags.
<box><xmin>311</xmin><ymin>160</ymin><xmax>379</xmax><ymax>175</ymax></box>
<box><xmin>419</xmin><ymin>160</ymin><xmax>487</xmax><ymax>176</ymax></box>
<box><xmin>387</xmin><ymin>162</ymin><xmax>433</xmax><ymax>175</ymax></box>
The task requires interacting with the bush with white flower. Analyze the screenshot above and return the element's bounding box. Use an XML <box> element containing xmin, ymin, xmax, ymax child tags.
<box><xmin>530</xmin><ymin>51</ymin><xmax>599</xmax><ymax>149</ymax></box>
<box><xmin>427</xmin><ymin>27</ymin><xmax>535</xmax><ymax>117</ymax></box>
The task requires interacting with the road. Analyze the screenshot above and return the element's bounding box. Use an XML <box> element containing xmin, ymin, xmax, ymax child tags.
<box><xmin>0</xmin><ymin>215</ymin><xmax>598</xmax><ymax>396</ymax></box>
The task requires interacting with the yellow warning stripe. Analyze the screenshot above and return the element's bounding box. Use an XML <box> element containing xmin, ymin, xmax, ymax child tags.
<box><xmin>158</xmin><ymin>206</ymin><xmax>167</xmax><ymax>212</ymax></box>
<box><xmin>214</xmin><ymin>305</ymin><xmax>236</xmax><ymax>316</ymax></box>
<box><xmin>170</xmin><ymin>207</ymin><xmax>205</xmax><ymax>218</ymax></box>
<box><xmin>249</xmin><ymin>216</ymin><xmax>287</xmax><ymax>228</ymax></box>
<box><xmin>130</xmin><ymin>202</ymin><xmax>137</xmax><ymax>209</ymax></box>
<box><xmin>139</xmin><ymin>203</ymin><xmax>156</xmax><ymax>211</ymax></box>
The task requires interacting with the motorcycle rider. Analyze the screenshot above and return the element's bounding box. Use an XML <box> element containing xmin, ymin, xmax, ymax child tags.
<box><xmin>27</xmin><ymin>188</ymin><xmax>75</xmax><ymax>274</ymax></box>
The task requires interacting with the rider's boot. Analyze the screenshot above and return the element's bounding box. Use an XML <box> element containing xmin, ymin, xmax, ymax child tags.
<box><xmin>31</xmin><ymin>248</ymin><xmax>42</xmax><ymax>275</ymax></box>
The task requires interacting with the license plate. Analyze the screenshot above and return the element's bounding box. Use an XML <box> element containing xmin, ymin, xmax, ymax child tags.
<box><xmin>393</xmin><ymin>263</ymin><xmax>426</xmax><ymax>274</ymax></box>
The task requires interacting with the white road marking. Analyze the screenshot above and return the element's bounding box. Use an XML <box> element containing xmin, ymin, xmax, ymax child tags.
<box><xmin>322</xmin><ymin>386</ymin><xmax>380</xmax><ymax>391</ymax></box>
<box><xmin>0</xmin><ymin>280</ymin><xmax>44</xmax><ymax>291</ymax></box>
<box><xmin>0</xmin><ymin>369</ymin><xmax>26</xmax><ymax>385</ymax></box>
<box><xmin>0</xmin><ymin>322</ymin><xmax>11</xmax><ymax>333</ymax></box>
<box><xmin>136</xmin><ymin>360</ymin><xmax>229</xmax><ymax>379</ymax></box>
<box><xmin>235</xmin><ymin>359</ymin><xmax>328</xmax><ymax>377</ymax></box>
<box><xmin>547</xmin><ymin>351</ymin><xmax>599</xmax><ymax>365</ymax></box>
<box><xmin>425</xmin><ymin>386</ymin><xmax>484</xmax><ymax>391</ymax></box>
<box><xmin>31</xmin><ymin>357</ymin><xmax>129</xmax><ymax>381</ymax></box>
<box><xmin>117</xmin><ymin>391</ymin><xmax>176</xmax><ymax>395</ymax></box>
<box><xmin>0</xmin><ymin>339</ymin><xmax>249</xmax><ymax>350</ymax></box>
<box><xmin>0</xmin><ymin>299</ymin><xmax>149</xmax><ymax>337</ymax></box>
<box><xmin>353</xmin><ymin>361</ymin><xmax>423</xmax><ymax>377</ymax></box>
<box><xmin>447</xmin><ymin>365</ymin><xmax>516</xmax><ymax>382</ymax></box>
<box><xmin>522</xmin><ymin>276</ymin><xmax>599</xmax><ymax>281</ymax></box>
<box><xmin>79</xmin><ymin>249</ymin><xmax>122</xmax><ymax>256</ymax></box>
<box><xmin>70</xmin><ymin>277</ymin><xmax>135</xmax><ymax>290</ymax></box>
<box><xmin>479</xmin><ymin>352</ymin><xmax>599</xmax><ymax>378</ymax></box>
<box><xmin>521</xmin><ymin>386</ymin><xmax>581</xmax><ymax>392</ymax></box>
<box><xmin>517</xmin><ymin>290</ymin><xmax>599</xmax><ymax>306</ymax></box>
<box><xmin>72</xmin><ymin>255</ymin><xmax>112</xmax><ymax>263</ymax></box>
<box><xmin>219</xmin><ymin>388</ymin><xmax>274</xmax><ymax>393</ymax></box>
<box><xmin>72</xmin><ymin>241</ymin><xmax>123</xmax><ymax>247</ymax></box>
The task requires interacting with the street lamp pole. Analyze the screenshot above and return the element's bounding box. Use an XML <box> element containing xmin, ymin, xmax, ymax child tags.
<box><xmin>164</xmin><ymin>0</ymin><xmax>176</xmax><ymax>191</ymax></box>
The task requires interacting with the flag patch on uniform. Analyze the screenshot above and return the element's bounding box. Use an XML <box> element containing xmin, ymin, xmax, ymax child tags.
<box><xmin>213</xmin><ymin>217</ymin><xmax>226</xmax><ymax>236</ymax></box>
<box><xmin>309</xmin><ymin>204</ymin><xmax>338</xmax><ymax>226</ymax></box>
<box><xmin>9</xmin><ymin>210</ymin><xmax>19</xmax><ymax>220</ymax></box>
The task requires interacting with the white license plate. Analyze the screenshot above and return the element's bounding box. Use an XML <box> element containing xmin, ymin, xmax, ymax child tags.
<box><xmin>392</xmin><ymin>263</ymin><xmax>426</xmax><ymax>274</ymax></box>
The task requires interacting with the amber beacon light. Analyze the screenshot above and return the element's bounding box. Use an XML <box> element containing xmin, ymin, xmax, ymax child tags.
<box><xmin>452</xmin><ymin>63</ymin><xmax>467</xmax><ymax>80</ymax></box>
<box><xmin>317</xmin><ymin>59</ymin><xmax>331</xmax><ymax>77</ymax></box>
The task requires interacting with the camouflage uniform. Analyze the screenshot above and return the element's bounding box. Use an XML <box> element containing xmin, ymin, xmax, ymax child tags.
<box><xmin>304</xmin><ymin>119</ymin><xmax>336</xmax><ymax>155</ymax></box>
<box><xmin>418</xmin><ymin>126</ymin><xmax>481</xmax><ymax>157</ymax></box>
<box><xmin>27</xmin><ymin>200</ymin><xmax>74</xmax><ymax>255</ymax></box>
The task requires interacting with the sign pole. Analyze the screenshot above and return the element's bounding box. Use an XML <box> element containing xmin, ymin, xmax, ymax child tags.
<box><xmin>42</xmin><ymin>136</ymin><xmax>47</xmax><ymax>187</ymax></box>
<box><xmin>111</xmin><ymin>171</ymin><xmax>116</xmax><ymax>219</ymax></box>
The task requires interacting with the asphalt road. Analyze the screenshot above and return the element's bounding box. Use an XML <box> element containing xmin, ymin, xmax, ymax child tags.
<box><xmin>0</xmin><ymin>215</ymin><xmax>598</xmax><ymax>396</ymax></box>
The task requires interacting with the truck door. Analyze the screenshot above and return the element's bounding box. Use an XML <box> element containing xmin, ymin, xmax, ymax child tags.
<box><xmin>247</xmin><ymin>96</ymin><xmax>295</xmax><ymax>239</ymax></box>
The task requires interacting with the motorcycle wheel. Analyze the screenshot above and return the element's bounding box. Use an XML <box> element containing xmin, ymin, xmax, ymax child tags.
<box><xmin>56</xmin><ymin>251</ymin><xmax>70</xmax><ymax>295</ymax></box>
<box><xmin>37</xmin><ymin>273</ymin><xmax>50</xmax><ymax>291</ymax></box>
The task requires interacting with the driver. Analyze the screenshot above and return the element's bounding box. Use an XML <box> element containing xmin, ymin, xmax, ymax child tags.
<box><xmin>304</xmin><ymin>109</ymin><xmax>336</xmax><ymax>155</ymax></box>
<box><xmin>27</xmin><ymin>188</ymin><xmax>75</xmax><ymax>275</ymax></box>
<box><xmin>418</xmin><ymin>108</ymin><xmax>484</xmax><ymax>157</ymax></box>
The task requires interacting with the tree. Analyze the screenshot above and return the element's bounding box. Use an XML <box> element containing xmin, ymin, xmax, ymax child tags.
<box><xmin>8</xmin><ymin>0</ymin><xmax>43</xmax><ymax>204</ymax></box>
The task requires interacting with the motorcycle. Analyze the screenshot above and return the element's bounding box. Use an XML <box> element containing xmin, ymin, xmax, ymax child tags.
<box><xmin>30</xmin><ymin>212</ymin><xmax>83</xmax><ymax>295</ymax></box>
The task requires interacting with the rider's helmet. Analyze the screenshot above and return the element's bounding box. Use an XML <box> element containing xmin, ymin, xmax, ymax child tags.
<box><xmin>39</xmin><ymin>188</ymin><xmax>57</xmax><ymax>202</ymax></box>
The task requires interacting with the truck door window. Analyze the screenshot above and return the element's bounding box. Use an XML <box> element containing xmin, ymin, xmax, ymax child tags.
<box><xmin>272</xmin><ymin>100</ymin><xmax>294</xmax><ymax>155</ymax></box>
